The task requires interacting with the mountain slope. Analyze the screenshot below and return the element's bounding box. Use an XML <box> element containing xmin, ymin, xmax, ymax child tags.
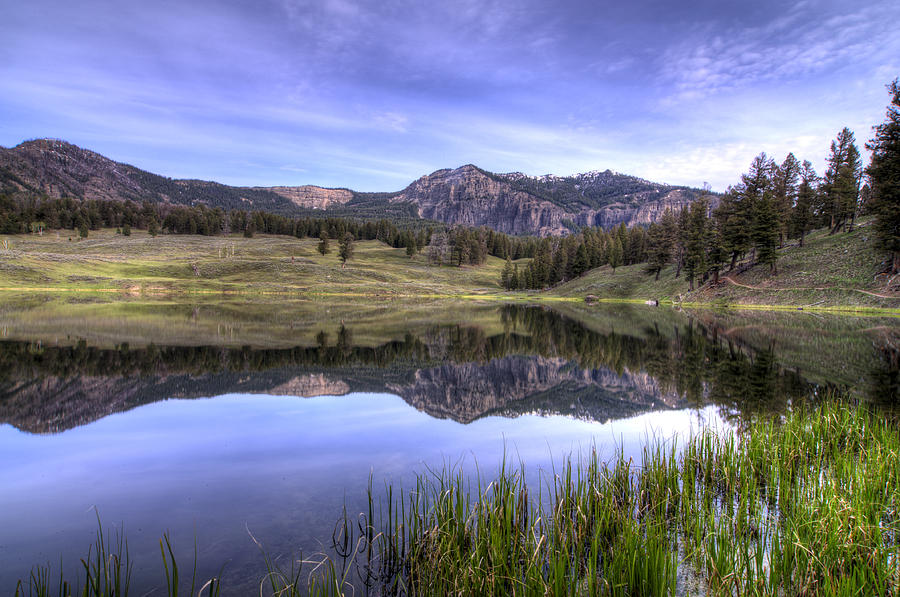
<box><xmin>1</xmin><ymin>139</ymin><xmax>708</xmax><ymax>235</ymax></box>
<box><xmin>0</xmin><ymin>139</ymin><xmax>349</xmax><ymax>215</ymax></box>
<box><xmin>391</xmin><ymin>164</ymin><xmax>705</xmax><ymax>235</ymax></box>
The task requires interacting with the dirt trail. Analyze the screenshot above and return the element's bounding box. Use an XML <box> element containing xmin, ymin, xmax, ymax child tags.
<box><xmin>720</xmin><ymin>276</ymin><xmax>898</xmax><ymax>300</ymax></box>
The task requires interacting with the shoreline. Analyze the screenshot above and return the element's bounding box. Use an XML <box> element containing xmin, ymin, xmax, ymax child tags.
<box><xmin>1</xmin><ymin>285</ymin><xmax>898</xmax><ymax>316</ymax></box>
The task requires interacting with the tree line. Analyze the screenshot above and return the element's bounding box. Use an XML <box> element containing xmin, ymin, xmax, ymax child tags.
<box><xmin>501</xmin><ymin>78</ymin><xmax>900</xmax><ymax>290</ymax></box>
<box><xmin>639</xmin><ymin>79</ymin><xmax>900</xmax><ymax>285</ymax></box>
<box><xmin>0</xmin><ymin>193</ymin><xmax>552</xmax><ymax>264</ymax></box>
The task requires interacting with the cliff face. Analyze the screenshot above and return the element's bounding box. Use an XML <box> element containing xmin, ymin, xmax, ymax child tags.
<box><xmin>392</xmin><ymin>165</ymin><xmax>710</xmax><ymax>235</ymax></box>
<box><xmin>573</xmin><ymin>189</ymin><xmax>702</xmax><ymax>229</ymax></box>
<box><xmin>267</xmin><ymin>186</ymin><xmax>353</xmax><ymax>210</ymax></box>
<box><xmin>0</xmin><ymin>139</ymin><xmax>713</xmax><ymax>235</ymax></box>
<box><xmin>392</xmin><ymin>166</ymin><xmax>571</xmax><ymax>236</ymax></box>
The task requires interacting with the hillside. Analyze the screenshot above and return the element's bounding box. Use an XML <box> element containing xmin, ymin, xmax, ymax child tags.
<box><xmin>551</xmin><ymin>219</ymin><xmax>900</xmax><ymax>310</ymax></box>
<box><xmin>0</xmin><ymin>228</ymin><xmax>508</xmax><ymax>296</ymax></box>
<box><xmin>0</xmin><ymin>139</ymin><xmax>707</xmax><ymax>235</ymax></box>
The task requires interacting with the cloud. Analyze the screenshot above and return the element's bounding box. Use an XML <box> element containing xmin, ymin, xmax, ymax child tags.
<box><xmin>660</xmin><ymin>1</ymin><xmax>900</xmax><ymax>100</ymax></box>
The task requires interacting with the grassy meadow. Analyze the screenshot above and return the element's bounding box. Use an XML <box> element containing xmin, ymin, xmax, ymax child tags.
<box><xmin>0</xmin><ymin>229</ymin><xmax>510</xmax><ymax>297</ymax></box>
<box><xmin>2</xmin><ymin>220</ymin><xmax>899</xmax><ymax>311</ymax></box>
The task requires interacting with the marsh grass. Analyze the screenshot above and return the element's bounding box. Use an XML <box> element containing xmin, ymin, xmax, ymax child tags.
<box><xmin>14</xmin><ymin>401</ymin><xmax>900</xmax><ymax>595</ymax></box>
<box><xmin>355</xmin><ymin>400</ymin><xmax>899</xmax><ymax>595</ymax></box>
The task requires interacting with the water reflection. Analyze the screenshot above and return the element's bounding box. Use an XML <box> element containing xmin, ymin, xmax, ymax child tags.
<box><xmin>0</xmin><ymin>300</ymin><xmax>897</xmax><ymax>594</ymax></box>
<box><xmin>1</xmin><ymin>304</ymin><xmax>896</xmax><ymax>434</ymax></box>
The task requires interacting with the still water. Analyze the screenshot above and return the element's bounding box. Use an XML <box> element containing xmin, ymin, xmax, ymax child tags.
<box><xmin>0</xmin><ymin>298</ymin><xmax>896</xmax><ymax>593</ymax></box>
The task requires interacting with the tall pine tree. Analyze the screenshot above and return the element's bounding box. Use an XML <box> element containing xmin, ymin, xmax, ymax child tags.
<box><xmin>866</xmin><ymin>79</ymin><xmax>900</xmax><ymax>274</ymax></box>
<box><xmin>823</xmin><ymin>127</ymin><xmax>862</xmax><ymax>233</ymax></box>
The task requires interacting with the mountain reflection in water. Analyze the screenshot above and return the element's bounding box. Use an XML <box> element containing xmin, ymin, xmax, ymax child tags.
<box><xmin>2</xmin><ymin>304</ymin><xmax>896</xmax><ymax>434</ymax></box>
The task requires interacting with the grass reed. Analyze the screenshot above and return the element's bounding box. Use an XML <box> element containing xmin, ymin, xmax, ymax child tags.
<box><xmin>14</xmin><ymin>400</ymin><xmax>900</xmax><ymax>596</ymax></box>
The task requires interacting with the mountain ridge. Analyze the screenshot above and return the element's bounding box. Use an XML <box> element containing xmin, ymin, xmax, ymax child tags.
<box><xmin>0</xmin><ymin>138</ymin><xmax>710</xmax><ymax>235</ymax></box>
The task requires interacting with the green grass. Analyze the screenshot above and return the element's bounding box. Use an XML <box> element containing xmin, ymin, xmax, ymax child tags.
<box><xmin>0</xmin><ymin>230</ymin><xmax>509</xmax><ymax>297</ymax></box>
<box><xmin>17</xmin><ymin>401</ymin><xmax>900</xmax><ymax>596</ymax></box>
<box><xmin>551</xmin><ymin>219</ymin><xmax>900</xmax><ymax>311</ymax></box>
<box><xmin>5</xmin><ymin>222</ymin><xmax>896</xmax><ymax>311</ymax></box>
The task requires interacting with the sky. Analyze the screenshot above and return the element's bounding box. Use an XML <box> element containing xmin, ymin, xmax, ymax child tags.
<box><xmin>1</xmin><ymin>0</ymin><xmax>898</xmax><ymax>192</ymax></box>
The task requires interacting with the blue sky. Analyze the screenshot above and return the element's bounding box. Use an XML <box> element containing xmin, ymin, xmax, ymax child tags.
<box><xmin>2</xmin><ymin>0</ymin><xmax>898</xmax><ymax>191</ymax></box>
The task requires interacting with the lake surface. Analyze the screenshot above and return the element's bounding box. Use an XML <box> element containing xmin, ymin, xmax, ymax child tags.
<box><xmin>0</xmin><ymin>297</ymin><xmax>897</xmax><ymax>594</ymax></box>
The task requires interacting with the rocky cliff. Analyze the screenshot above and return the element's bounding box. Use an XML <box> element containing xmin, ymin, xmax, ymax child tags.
<box><xmin>391</xmin><ymin>165</ymin><xmax>709</xmax><ymax>235</ymax></box>
<box><xmin>1</xmin><ymin>139</ymin><xmax>712</xmax><ymax>235</ymax></box>
<box><xmin>267</xmin><ymin>186</ymin><xmax>354</xmax><ymax>210</ymax></box>
<box><xmin>392</xmin><ymin>166</ymin><xmax>570</xmax><ymax>235</ymax></box>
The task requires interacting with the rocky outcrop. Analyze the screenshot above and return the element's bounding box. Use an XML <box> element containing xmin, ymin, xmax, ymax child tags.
<box><xmin>0</xmin><ymin>139</ymin><xmax>714</xmax><ymax>235</ymax></box>
<box><xmin>391</xmin><ymin>165</ymin><xmax>711</xmax><ymax>236</ymax></box>
<box><xmin>392</xmin><ymin>166</ymin><xmax>571</xmax><ymax>236</ymax></box>
<box><xmin>572</xmin><ymin>189</ymin><xmax>703</xmax><ymax>229</ymax></box>
<box><xmin>267</xmin><ymin>186</ymin><xmax>353</xmax><ymax>210</ymax></box>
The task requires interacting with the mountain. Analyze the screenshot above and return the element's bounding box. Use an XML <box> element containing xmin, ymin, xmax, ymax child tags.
<box><xmin>0</xmin><ymin>353</ymin><xmax>681</xmax><ymax>434</ymax></box>
<box><xmin>390</xmin><ymin>164</ymin><xmax>705</xmax><ymax>235</ymax></box>
<box><xmin>0</xmin><ymin>139</ymin><xmax>710</xmax><ymax>235</ymax></box>
<box><xmin>0</xmin><ymin>138</ymin><xmax>350</xmax><ymax>215</ymax></box>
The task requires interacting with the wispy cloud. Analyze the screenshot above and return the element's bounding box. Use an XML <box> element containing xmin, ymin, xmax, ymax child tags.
<box><xmin>1</xmin><ymin>0</ymin><xmax>897</xmax><ymax>192</ymax></box>
<box><xmin>660</xmin><ymin>1</ymin><xmax>900</xmax><ymax>101</ymax></box>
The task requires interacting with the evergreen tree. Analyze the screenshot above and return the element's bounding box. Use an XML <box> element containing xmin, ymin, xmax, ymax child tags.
<box><xmin>317</xmin><ymin>230</ymin><xmax>330</xmax><ymax>256</ymax></box>
<box><xmin>608</xmin><ymin>237</ymin><xmax>623</xmax><ymax>273</ymax></box>
<box><xmin>866</xmin><ymin>79</ymin><xmax>900</xmax><ymax>274</ymax></box>
<box><xmin>752</xmin><ymin>192</ymin><xmax>780</xmax><ymax>274</ymax></box>
<box><xmin>338</xmin><ymin>232</ymin><xmax>354</xmax><ymax>268</ymax></box>
<box><xmin>501</xmin><ymin>256</ymin><xmax>514</xmax><ymax>290</ymax></box>
<box><xmin>791</xmin><ymin>161</ymin><xmax>819</xmax><ymax>247</ymax></box>
<box><xmin>684</xmin><ymin>198</ymin><xmax>709</xmax><ymax>290</ymax></box>
<box><xmin>773</xmin><ymin>153</ymin><xmax>800</xmax><ymax>246</ymax></box>
<box><xmin>571</xmin><ymin>242</ymin><xmax>590</xmax><ymax>278</ymax></box>
<box><xmin>148</xmin><ymin>217</ymin><xmax>159</xmax><ymax>237</ymax></box>
<box><xmin>647</xmin><ymin>209</ymin><xmax>677</xmax><ymax>280</ymax></box>
<box><xmin>675</xmin><ymin>206</ymin><xmax>690</xmax><ymax>277</ymax></box>
<box><xmin>718</xmin><ymin>153</ymin><xmax>773</xmax><ymax>270</ymax></box>
<box><xmin>823</xmin><ymin>127</ymin><xmax>862</xmax><ymax>233</ymax></box>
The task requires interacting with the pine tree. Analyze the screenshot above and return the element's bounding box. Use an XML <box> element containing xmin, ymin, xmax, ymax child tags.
<box><xmin>317</xmin><ymin>230</ymin><xmax>330</xmax><ymax>256</ymax></box>
<box><xmin>501</xmin><ymin>256</ymin><xmax>514</xmax><ymax>289</ymax></box>
<box><xmin>752</xmin><ymin>192</ymin><xmax>780</xmax><ymax>274</ymax></box>
<box><xmin>684</xmin><ymin>198</ymin><xmax>709</xmax><ymax>290</ymax></box>
<box><xmin>608</xmin><ymin>237</ymin><xmax>623</xmax><ymax>273</ymax></box>
<box><xmin>338</xmin><ymin>232</ymin><xmax>354</xmax><ymax>268</ymax></box>
<box><xmin>571</xmin><ymin>242</ymin><xmax>590</xmax><ymax>278</ymax></box>
<box><xmin>675</xmin><ymin>206</ymin><xmax>690</xmax><ymax>278</ymax></box>
<box><xmin>866</xmin><ymin>79</ymin><xmax>900</xmax><ymax>274</ymax></box>
<box><xmin>773</xmin><ymin>153</ymin><xmax>800</xmax><ymax>246</ymax></box>
<box><xmin>717</xmin><ymin>153</ymin><xmax>773</xmax><ymax>270</ymax></box>
<box><xmin>823</xmin><ymin>127</ymin><xmax>862</xmax><ymax>233</ymax></box>
<box><xmin>646</xmin><ymin>219</ymin><xmax>672</xmax><ymax>281</ymax></box>
<box><xmin>791</xmin><ymin>161</ymin><xmax>819</xmax><ymax>247</ymax></box>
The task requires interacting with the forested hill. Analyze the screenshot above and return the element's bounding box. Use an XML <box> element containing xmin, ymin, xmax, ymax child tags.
<box><xmin>0</xmin><ymin>139</ymin><xmax>359</xmax><ymax>216</ymax></box>
<box><xmin>0</xmin><ymin>139</ymin><xmax>708</xmax><ymax>235</ymax></box>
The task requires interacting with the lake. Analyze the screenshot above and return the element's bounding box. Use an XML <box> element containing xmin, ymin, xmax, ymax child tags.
<box><xmin>0</xmin><ymin>296</ymin><xmax>897</xmax><ymax>594</ymax></box>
